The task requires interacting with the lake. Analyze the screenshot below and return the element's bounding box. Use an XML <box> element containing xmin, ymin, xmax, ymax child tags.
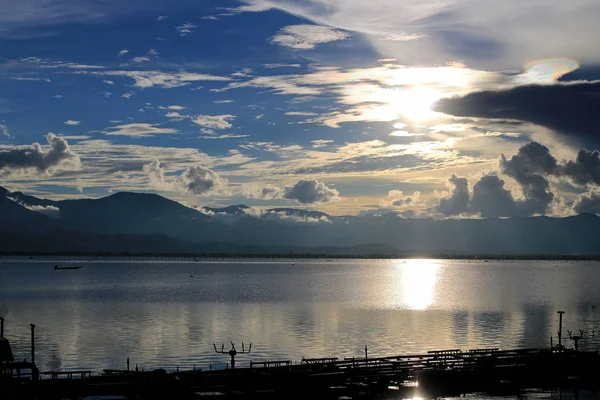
<box><xmin>1</xmin><ymin>258</ymin><xmax>599</xmax><ymax>373</ymax></box>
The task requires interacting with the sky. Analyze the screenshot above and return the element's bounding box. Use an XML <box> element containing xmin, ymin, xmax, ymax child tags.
<box><xmin>1</xmin><ymin>0</ymin><xmax>600</xmax><ymax>218</ymax></box>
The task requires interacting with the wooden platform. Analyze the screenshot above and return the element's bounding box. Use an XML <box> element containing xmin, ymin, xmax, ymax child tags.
<box><xmin>1</xmin><ymin>347</ymin><xmax>599</xmax><ymax>400</ymax></box>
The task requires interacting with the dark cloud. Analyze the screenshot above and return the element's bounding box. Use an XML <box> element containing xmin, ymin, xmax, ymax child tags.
<box><xmin>283</xmin><ymin>179</ymin><xmax>339</xmax><ymax>204</ymax></box>
<box><xmin>471</xmin><ymin>175</ymin><xmax>518</xmax><ymax>217</ymax></box>
<box><xmin>437</xmin><ymin>174</ymin><xmax>470</xmax><ymax>216</ymax></box>
<box><xmin>500</xmin><ymin>141</ymin><xmax>556</xmax><ymax>215</ymax></box>
<box><xmin>434</xmin><ymin>82</ymin><xmax>600</xmax><ymax>139</ymax></box>
<box><xmin>0</xmin><ymin>133</ymin><xmax>79</xmax><ymax>174</ymax></box>
<box><xmin>181</xmin><ymin>165</ymin><xmax>225</xmax><ymax>195</ymax></box>
<box><xmin>560</xmin><ymin>149</ymin><xmax>600</xmax><ymax>186</ymax></box>
<box><xmin>574</xmin><ymin>191</ymin><xmax>600</xmax><ymax>214</ymax></box>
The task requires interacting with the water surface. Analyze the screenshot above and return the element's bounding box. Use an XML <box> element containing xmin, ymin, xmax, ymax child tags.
<box><xmin>0</xmin><ymin>259</ymin><xmax>599</xmax><ymax>372</ymax></box>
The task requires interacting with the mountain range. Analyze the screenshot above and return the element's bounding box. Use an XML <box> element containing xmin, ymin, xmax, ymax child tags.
<box><xmin>1</xmin><ymin>187</ymin><xmax>600</xmax><ymax>256</ymax></box>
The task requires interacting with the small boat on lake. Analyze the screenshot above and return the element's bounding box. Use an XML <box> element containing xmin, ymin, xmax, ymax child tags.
<box><xmin>54</xmin><ymin>265</ymin><xmax>82</xmax><ymax>270</ymax></box>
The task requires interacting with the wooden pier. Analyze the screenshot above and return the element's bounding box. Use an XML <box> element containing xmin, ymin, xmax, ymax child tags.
<box><xmin>1</xmin><ymin>346</ymin><xmax>599</xmax><ymax>400</ymax></box>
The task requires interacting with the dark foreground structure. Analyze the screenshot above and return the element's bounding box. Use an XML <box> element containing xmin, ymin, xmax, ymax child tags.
<box><xmin>1</xmin><ymin>316</ymin><xmax>599</xmax><ymax>399</ymax></box>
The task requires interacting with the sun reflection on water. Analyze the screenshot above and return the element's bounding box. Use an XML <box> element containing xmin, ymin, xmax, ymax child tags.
<box><xmin>396</xmin><ymin>259</ymin><xmax>441</xmax><ymax>310</ymax></box>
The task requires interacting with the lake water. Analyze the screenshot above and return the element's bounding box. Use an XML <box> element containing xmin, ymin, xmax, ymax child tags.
<box><xmin>1</xmin><ymin>258</ymin><xmax>599</xmax><ymax>373</ymax></box>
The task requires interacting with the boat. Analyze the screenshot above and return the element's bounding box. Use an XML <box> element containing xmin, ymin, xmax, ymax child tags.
<box><xmin>54</xmin><ymin>265</ymin><xmax>82</xmax><ymax>270</ymax></box>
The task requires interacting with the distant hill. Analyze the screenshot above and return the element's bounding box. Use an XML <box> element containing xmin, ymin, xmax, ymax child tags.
<box><xmin>2</xmin><ymin>186</ymin><xmax>600</xmax><ymax>256</ymax></box>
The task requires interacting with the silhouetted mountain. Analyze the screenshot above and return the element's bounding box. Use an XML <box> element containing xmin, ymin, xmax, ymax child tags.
<box><xmin>2</xmin><ymin>188</ymin><xmax>600</xmax><ymax>256</ymax></box>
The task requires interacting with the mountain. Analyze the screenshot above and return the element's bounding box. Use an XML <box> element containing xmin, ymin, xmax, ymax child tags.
<box><xmin>2</xmin><ymin>187</ymin><xmax>600</xmax><ymax>256</ymax></box>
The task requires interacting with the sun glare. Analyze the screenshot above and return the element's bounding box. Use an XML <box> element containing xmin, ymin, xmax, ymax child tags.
<box><xmin>396</xmin><ymin>259</ymin><xmax>441</xmax><ymax>310</ymax></box>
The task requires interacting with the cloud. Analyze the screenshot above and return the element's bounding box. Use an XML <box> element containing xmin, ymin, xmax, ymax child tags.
<box><xmin>283</xmin><ymin>179</ymin><xmax>339</xmax><ymax>204</ymax></box>
<box><xmin>165</xmin><ymin>112</ymin><xmax>184</xmax><ymax>119</ymax></box>
<box><xmin>435</xmin><ymin>82</ymin><xmax>600</xmax><ymax>140</ymax></box>
<box><xmin>181</xmin><ymin>165</ymin><xmax>226</xmax><ymax>195</ymax></box>
<box><xmin>85</xmin><ymin>70</ymin><xmax>231</xmax><ymax>89</ymax></box>
<box><xmin>22</xmin><ymin>203</ymin><xmax>61</xmax><ymax>219</ymax></box>
<box><xmin>192</xmin><ymin>114</ymin><xmax>235</xmax><ymax>130</ymax></box>
<box><xmin>214</xmin><ymin>99</ymin><xmax>234</xmax><ymax>104</ymax></box>
<box><xmin>199</xmin><ymin>134</ymin><xmax>250</xmax><ymax>140</ymax></box>
<box><xmin>176</xmin><ymin>23</ymin><xmax>197</xmax><ymax>36</ymax></box>
<box><xmin>270</xmin><ymin>24</ymin><xmax>350</xmax><ymax>49</ymax></box>
<box><xmin>311</xmin><ymin>139</ymin><xmax>333</xmax><ymax>148</ymax></box>
<box><xmin>244</xmin><ymin>184</ymin><xmax>283</xmax><ymax>200</ymax></box>
<box><xmin>143</xmin><ymin>158</ymin><xmax>226</xmax><ymax>195</ymax></box>
<box><xmin>437</xmin><ymin>174</ymin><xmax>470</xmax><ymax>216</ymax></box>
<box><xmin>103</xmin><ymin>80</ymin><xmax>114</xmax><ymax>85</ymax></box>
<box><xmin>157</xmin><ymin>15</ymin><xmax>168</xmax><ymax>21</ymax></box>
<box><xmin>0</xmin><ymin>123</ymin><xmax>11</xmax><ymax>138</ymax></box>
<box><xmin>131</xmin><ymin>56</ymin><xmax>150</xmax><ymax>63</ymax></box>
<box><xmin>233</xmin><ymin>0</ymin><xmax>600</xmax><ymax>68</ymax></box>
<box><xmin>167</xmin><ymin>105</ymin><xmax>185</xmax><ymax>110</ymax></box>
<box><xmin>63</xmin><ymin>120</ymin><xmax>81</xmax><ymax>126</ymax></box>
<box><xmin>574</xmin><ymin>191</ymin><xmax>600</xmax><ymax>214</ymax></box>
<box><xmin>560</xmin><ymin>149</ymin><xmax>600</xmax><ymax>186</ymax></box>
<box><xmin>0</xmin><ymin>133</ymin><xmax>79</xmax><ymax>174</ymax></box>
<box><xmin>384</xmin><ymin>190</ymin><xmax>420</xmax><ymax>208</ymax></box>
<box><xmin>104</xmin><ymin>123</ymin><xmax>178</xmax><ymax>137</ymax></box>
<box><xmin>285</xmin><ymin>111</ymin><xmax>318</xmax><ymax>116</ymax></box>
<box><xmin>117</xmin><ymin>49</ymin><xmax>129</xmax><ymax>57</ymax></box>
<box><xmin>10</xmin><ymin>77</ymin><xmax>51</xmax><ymax>82</ymax></box>
<box><xmin>470</xmin><ymin>175</ymin><xmax>518</xmax><ymax>217</ymax></box>
<box><xmin>500</xmin><ymin>142</ymin><xmax>556</xmax><ymax>215</ymax></box>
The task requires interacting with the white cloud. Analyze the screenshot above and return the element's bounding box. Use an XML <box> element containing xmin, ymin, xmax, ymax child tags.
<box><xmin>0</xmin><ymin>123</ymin><xmax>12</xmax><ymax>138</ymax></box>
<box><xmin>311</xmin><ymin>139</ymin><xmax>333</xmax><ymax>148</ymax></box>
<box><xmin>244</xmin><ymin>184</ymin><xmax>282</xmax><ymax>200</ymax></box>
<box><xmin>283</xmin><ymin>179</ymin><xmax>339</xmax><ymax>204</ymax></box>
<box><xmin>103</xmin><ymin>80</ymin><xmax>114</xmax><ymax>85</ymax></box>
<box><xmin>263</xmin><ymin>63</ymin><xmax>302</xmax><ymax>69</ymax></box>
<box><xmin>22</xmin><ymin>203</ymin><xmax>61</xmax><ymax>219</ymax></box>
<box><xmin>165</xmin><ymin>112</ymin><xmax>185</xmax><ymax>119</ymax></box>
<box><xmin>176</xmin><ymin>23</ymin><xmax>197</xmax><ymax>36</ymax></box>
<box><xmin>285</xmin><ymin>111</ymin><xmax>318</xmax><ymax>116</ymax></box>
<box><xmin>63</xmin><ymin>120</ymin><xmax>81</xmax><ymax>126</ymax></box>
<box><xmin>236</xmin><ymin>0</ymin><xmax>600</xmax><ymax>68</ymax></box>
<box><xmin>157</xmin><ymin>15</ymin><xmax>168</xmax><ymax>21</ymax></box>
<box><xmin>167</xmin><ymin>105</ymin><xmax>185</xmax><ymax>110</ymax></box>
<box><xmin>214</xmin><ymin>99</ymin><xmax>234</xmax><ymax>104</ymax></box>
<box><xmin>117</xmin><ymin>49</ymin><xmax>129</xmax><ymax>57</ymax></box>
<box><xmin>104</xmin><ymin>123</ymin><xmax>178</xmax><ymax>137</ymax></box>
<box><xmin>10</xmin><ymin>77</ymin><xmax>51</xmax><ymax>82</ymax></box>
<box><xmin>122</xmin><ymin>92</ymin><xmax>133</xmax><ymax>99</ymax></box>
<box><xmin>270</xmin><ymin>24</ymin><xmax>350</xmax><ymax>49</ymax></box>
<box><xmin>192</xmin><ymin>114</ymin><xmax>235</xmax><ymax>130</ymax></box>
<box><xmin>199</xmin><ymin>134</ymin><xmax>250</xmax><ymax>140</ymax></box>
<box><xmin>85</xmin><ymin>70</ymin><xmax>231</xmax><ymax>88</ymax></box>
<box><xmin>143</xmin><ymin>158</ymin><xmax>226</xmax><ymax>195</ymax></box>
<box><xmin>131</xmin><ymin>56</ymin><xmax>150</xmax><ymax>63</ymax></box>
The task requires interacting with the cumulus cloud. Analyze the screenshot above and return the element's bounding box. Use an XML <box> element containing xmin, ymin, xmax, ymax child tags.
<box><xmin>192</xmin><ymin>114</ymin><xmax>235</xmax><ymax>130</ymax></box>
<box><xmin>0</xmin><ymin>133</ymin><xmax>79</xmax><ymax>175</ymax></box>
<box><xmin>270</xmin><ymin>24</ymin><xmax>350</xmax><ymax>49</ymax></box>
<box><xmin>437</xmin><ymin>174</ymin><xmax>470</xmax><ymax>216</ymax></box>
<box><xmin>470</xmin><ymin>175</ymin><xmax>518</xmax><ymax>217</ymax></box>
<box><xmin>244</xmin><ymin>184</ymin><xmax>283</xmax><ymax>200</ymax></box>
<box><xmin>283</xmin><ymin>179</ymin><xmax>339</xmax><ymax>204</ymax></box>
<box><xmin>117</xmin><ymin>49</ymin><xmax>129</xmax><ymax>57</ymax></box>
<box><xmin>311</xmin><ymin>139</ymin><xmax>333</xmax><ymax>148</ymax></box>
<box><xmin>63</xmin><ymin>120</ymin><xmax>81</xmax><ymax>126</ymax></box>
<box><xmin>143</xmin><ymin>158</ymin><xmax>226</xmax><ymax>195</ymax></box>
<box><xmin>560</xmin><ymin>149</ymin><xmax>600</xmax><ymax>186</ymax></box>
<box><xmin>104</xmin><ymin>123</ymin><xmax>178</xmax><ymax>137</ymax></box>
<box><xmin>500</xmin><ymin>142</ymin><xmax>556</xmax><ymax>215</ymax></box>
<box><xmin>383</xmin><ymin>190</ymin><xmax>420</xmax><ymax>208</ymax></box>
<box><xmin>181</xmin><ymin>164</ymin><xmax>226</xmax><ymax>195</ymax></box>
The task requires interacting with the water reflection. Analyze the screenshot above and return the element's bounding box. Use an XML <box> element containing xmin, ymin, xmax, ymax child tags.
<box><xmin>395</xmin><ymin>259</ymin><xmax>441</xmax><ymax>310</ymax></box>
<box><xmin>0</xmin><ymin>259</ymin><xmax>599</xmax><ymax>372</ymax></box>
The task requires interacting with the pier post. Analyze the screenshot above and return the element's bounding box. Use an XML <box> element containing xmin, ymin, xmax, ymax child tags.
<box><xmin>365</xmin><ymin>345</ymin><xmax>368</xmax><ymax>360</ymax></box>
<box><xmin>1</xmin><ymin>317</ymin><xmax>4</xmax><ymax>337</ymax></box>
<box><xmin>557</xmin><ymin>311</ymin><xmax>565</xmax><ymax>347</ymax></box>
<box><xmin>30</xmin><ymin>324</ymin><xmax>36</xmax><ymax>365</ymax></box>
<box><xmin>127</xmin><ymin>357</ymin><xmax>130</xmax><ymax>372</ymax></box>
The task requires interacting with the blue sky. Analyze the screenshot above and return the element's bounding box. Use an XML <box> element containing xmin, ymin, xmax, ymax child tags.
<box><xmin>1</xmin><ymin>0</ymin><xmax>600</xmax><ymax>217</ymax></box>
